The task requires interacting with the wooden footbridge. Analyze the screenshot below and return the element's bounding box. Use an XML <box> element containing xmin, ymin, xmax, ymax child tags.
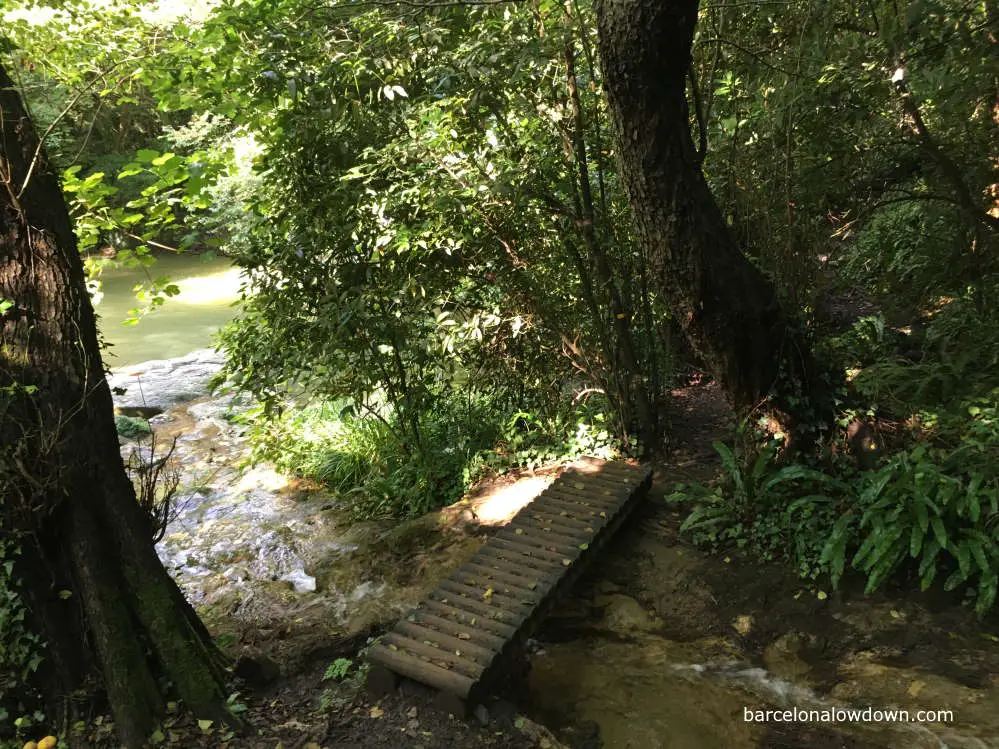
<box><xmin>366</xmin><ymin>460</ymin><xmax>653</xmax><ymax>713</ymax></box>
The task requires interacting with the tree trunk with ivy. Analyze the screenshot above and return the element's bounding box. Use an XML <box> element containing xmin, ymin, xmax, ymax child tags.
<box><xmin>0</xmin><ymin>65</ymin><xmax>229</xmax><ymax>748</ymax></box>
<box><xmin>596</xmin><ymin>0</ymin><xmax>835</xmax><ymax>439</ymax></box>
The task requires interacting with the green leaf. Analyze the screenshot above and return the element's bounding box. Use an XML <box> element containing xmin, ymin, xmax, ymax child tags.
<box><xmin>920</xmin><ymin>560</ymin><xmax>939</xmax><ymax>591</ymax></box>
<box><xmin>930</xmin><ymin>516</ymin><xmax>948</xmax><ymax>550</ymax></box>
<box><xmin>117</xmin><ymin>163</ymin><xmax>144</xmax><ymax>178</ymax></box>
<box><xmin>913</xmin><ymin>499</ymin><xmax>929</xmax><ymax>533</ymax></box>
<box><xmin>918</xmin><ymin>538</ymin><xmax>942</xmax><ymax>576</ymax></box>
<box><xmin>955</xmin><ymin>541</ymin><xmax>971</xmax><ymax>578</ymax></box>
<box><xmin>943</xmin><ymin>568</ymin><xmax>966</xmax><ymax>592</ymax></box>
<box><xmin>151</xmin><ymin>152</ymin><xmax>177</xmax><ymax>166</ymax></box>
<box><xmin>975</xmin><ymin>573</ymin><xmax>997</xmax><ymax>615</ymax></box>
<box><xmin>969</xmin><ymin>540</ymin><xmax>989</xmax><ymax>574</ymax></box>
<box><xmin>765</xmin><ymin>465</ymin><xmax>848</xmax><ymax>492</ymax></box>
<box><xmin>852</xmin><ymin>532</ymin><xmax>878</xmax><ymax>568</ymax></box>
<box><xmin>909</xmin><ymin>523</ymin><xmax>924</xmax><ymax>558</ymax></box>
<box><xmin>712</xmin><ymin>441</ymin><xmax>743</xmax><ymax>494</ymax></box>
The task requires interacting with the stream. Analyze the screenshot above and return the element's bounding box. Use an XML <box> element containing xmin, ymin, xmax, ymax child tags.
<box><xmin>99</xmin><ymin>257</ymin><xmax>999</xmax><ymax>749</ymax></box>
<box><xmin>94</xmin><ymin>251</ymin><xmax>242</xmax><ymax>368</ymax></box>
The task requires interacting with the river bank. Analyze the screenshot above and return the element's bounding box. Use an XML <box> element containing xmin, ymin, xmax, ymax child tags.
<box><xmin>107</xmin><ymin>354</ymin><xmax>999</xmax><ymax>749</ymax></box>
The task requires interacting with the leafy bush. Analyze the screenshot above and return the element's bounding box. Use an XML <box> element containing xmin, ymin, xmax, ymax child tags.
<box><xmin>851</xmin><ymin>299</ymin><xmax>999</xmax><ymax>415</ymax></box>
<box><xmin>842</xmin><ymin>200</ymin><xmax>968</xmax><ymax>322</ymax></box>
<box><xmin>822</xmin><ymin>315</ymin><xmax>896</xmax><ymax>370</ymax></box>
<box><xmin>669</xmin><ymin>441</ymin><xmax>846</xmax><ymax>576</ymax></box>
<box><xmin>323</xmin><ymin>657</ymin><xmax>353</xmax><ymax>682</ymax></box>
<box><xmin>0</xmin><ymin>539</ymin><xmax>45</xmax><ymax>740</ymax></box>
<box><xmin>822</xmin><ymin>402</ymin><xmax>999</xmax><ymax>614</ymax></box>
<box><xmin>319</xmin><ymin>654</ymin><xmax>369</xmax><ymax>712</ymax></box>
<box><xmin>672</xmin><ymin>415</ymin><xmax>999</xmax><ymax>615</ymax></box>
<box><xmin>246</xmin><ymin>391</ymin><xmax>618</xmax><ymax>519</ymax></box>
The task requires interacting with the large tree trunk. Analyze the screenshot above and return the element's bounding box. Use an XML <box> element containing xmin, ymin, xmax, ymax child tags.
<box><xmin>596</xmin><ymin>0</ymin><xmax>832</xmax><ymax>433</ymax></box>
<box><xmin>0</xmin><ymin>66</ymin><xmax>229</xmax><ymax>747</ymax></box>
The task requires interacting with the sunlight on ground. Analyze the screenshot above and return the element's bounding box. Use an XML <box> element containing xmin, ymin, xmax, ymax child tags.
<box><xmin>443</xmin><ymin>458</ymin><xmax>623</xmax><ymax>527</ymax></box>
<box><xmin>571</xmin><ymin>456</ymin><xmax>617</xmax><ymax>474</ymax></box>
<box><xmin>233</xmin><ymin>466</ymin><xmax>290</xmax><ymax>495</ymax></box>
<box><xmin>463</xmin><ymin>475</ymin><xmax>555</xmax><ymax>525</ymax></box>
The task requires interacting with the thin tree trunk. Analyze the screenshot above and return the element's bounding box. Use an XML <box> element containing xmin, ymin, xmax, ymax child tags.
<box><xmin>564</xmin><ymin>36</ymin><xmax>660</xmax><ymax>453</ymax></box>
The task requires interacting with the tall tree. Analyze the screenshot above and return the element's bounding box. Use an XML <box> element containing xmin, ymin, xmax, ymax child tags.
<box><xmin>0</xmin><ymin>65</ymin><xmax>229</xmax><ymax>747</ymax></box>
<box><xmin>596</xmin><ymin>0</ymin><xmax>833</xmax><ymax>434</ymax></box>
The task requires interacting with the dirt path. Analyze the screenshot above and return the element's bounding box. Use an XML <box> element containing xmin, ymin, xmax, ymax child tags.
<box><xmin>519</xmin><ymin>382</ymin><xmax>999</xmax><ymax>748</ymax></box>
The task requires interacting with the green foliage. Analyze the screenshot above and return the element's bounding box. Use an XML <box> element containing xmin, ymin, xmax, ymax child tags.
<box><xmin>669</xmin><ymin>442</ymin><xmax>846</xmax><ymax>575</ymax></box>
<box><xmin>320</xmin><ymin>653</ymin><xmax>370</xmax><ymax>712</ymax></box>
<box><xmin>114</xmin><ymin>414</ymin><xmax>152</xmax><ymax>440</ymax></box>
<box><xmin>696</xmin><ymin>0</ymin><xmax>996</xmax><ymax>307</ymax></box>
<box><xmin>849</xmin><ymin>300</ymin><xmax>999</xmax><ymax>415</ymax></box>
<box><xmin>842</xmin><ymin>201</ymin><xmax>969</xmax><ymax>321</ymax></box>
<box><xmin>3</xmin><ymin>1</ymin><xmax>241</xmax><ymax>323</ymax></box>
<box><xmin>210</xmin><ymin>0</ymin><xmax>667</xmax><ymax>458</ymax></box>
<box><xmin>0</xmin><ymin>540</ymin><xmax>45</xmax><ymax>739</ymax></box>
<box><xmin>323</xmin><ymin>658</ymin><xmax>353</xmax><ymax>682</ymax></box>
<box><xmin>822</xmin><ymin>315</ymin><xmax>894</xmax><ymax>369</ymax></box>
<box><xmin>673</xmin><ymin>410</ymin><xmax>999</xmax><ymax>614</ymax></box>
<box><xmin>246</xmin><ymin>391</ymin><xmax>618</xmax><ymax>519</ymax></box>
<box><xmin>6</xmin><ymin>0</ymin><xmax>996</xmax><ymax>637</ymax></box>
<box><xmin>821</xmin><ymin>404</ymin><xmax>999</xmax><ymax>614</ymax></box>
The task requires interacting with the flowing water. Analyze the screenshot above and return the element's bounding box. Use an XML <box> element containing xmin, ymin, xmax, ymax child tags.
<box><xmin>526</xmin><ymin>632</ymin><xmax>999</xmax><ymax>749</ymax></box>
<box><xmin>94</xmin><ymin>252</ymin><xmax>243</xmax><ymax>367</ymax></box>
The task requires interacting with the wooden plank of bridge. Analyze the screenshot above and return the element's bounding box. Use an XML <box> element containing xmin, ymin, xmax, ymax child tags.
<box><xmin>366</xmin><ymin>459</ymin><xmax>653</xmax><ymax>715</ymax></box>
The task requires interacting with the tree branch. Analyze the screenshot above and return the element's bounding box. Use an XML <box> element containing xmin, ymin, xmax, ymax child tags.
<box><xmin>695</xmin><ymin>37</ymin><xmax>798</xmax><ymax>77</ymax></box>
<box><xmin>894</xmin><ymin>74</ymin><xmax>999</xmax><ymax>237</ymax></box>
<box><xmin>688</xmin><ymin>62</ymin><xmax>708</xmax><ymax>163</ymax></box>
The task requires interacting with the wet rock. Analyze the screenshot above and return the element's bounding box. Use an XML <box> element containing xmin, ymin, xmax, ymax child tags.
<box><xmin>596</xmin><ymin>594</ymin><xmax>661</xmax><ymax>634</ymax></box>
<box><xmin>514</xmin><ymin>716</ymin><xmax>572</xmax><ymax>749</ymax></box>
<box><xmin>281</xmin><ymin>568</ymin><xmax>317</xmax><ymax>594</ymax></box>
<box><xmin>732</xmin><ymin>614</ymin><xmax>753</xmax><ymax>635</ymax></box>
<box><xmin>234</xmin><ymin>653</ymin><xmax>281</xmax><ymax>685</ymax></box>
<box><xmin>762</xmin><ymin>632</ymin><xmax>812</xmax><ymax>681</ymax></box>
<box><xmin>115</xmin><ymin>405</ymin><xmax>164</xmax><ymax>419</ymax></box>
<box><xmin>108</xmin><ymin>348</ymin><xmax>225</xmax><ymax>409</ymax></box>
<box><xmin>486</xmin><ymin>698</ymin><xmax>517</xmax><ymax>724</ymax></box>
<box><xmin>633</xmin><ymin>540</ymin><xmax>720</xmax><ymax>636</ymax></box>
<box><xmin>472</xmin><ymin>704</ymin><xmax>489</xmax><ymax>726</ymax></box>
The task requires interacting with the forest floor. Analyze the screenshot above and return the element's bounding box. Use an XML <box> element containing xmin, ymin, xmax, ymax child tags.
<box><xmin>83</xmin><ymin>381</ymin><xmax>999</xmax><ymax>749</ymax></box>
